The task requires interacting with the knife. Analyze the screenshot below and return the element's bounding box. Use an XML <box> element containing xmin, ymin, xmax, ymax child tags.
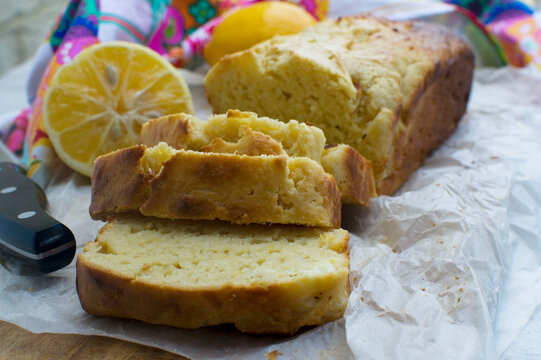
<box><xmin>0</xmin><ymin>142</ymin><xmax>75</xmax><ymax>273</ymax></box>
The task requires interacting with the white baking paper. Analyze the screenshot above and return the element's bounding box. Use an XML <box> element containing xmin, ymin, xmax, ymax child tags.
<box><xmin>1</xmin><ymin>64</ymin><xmax>541</xmax><ymax>359</ymax></box>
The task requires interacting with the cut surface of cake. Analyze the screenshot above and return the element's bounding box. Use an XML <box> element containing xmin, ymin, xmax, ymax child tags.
<box><xmin>76</xmin><ymin>217</ymin><xmax>350</xmax><ymax>334</ymax></box>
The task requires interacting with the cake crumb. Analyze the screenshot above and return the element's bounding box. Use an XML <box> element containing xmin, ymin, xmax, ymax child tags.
<box><xmin>267</xmin><ymin>350</ymin><xmax>283</xmax><ymax>360</ymax></box>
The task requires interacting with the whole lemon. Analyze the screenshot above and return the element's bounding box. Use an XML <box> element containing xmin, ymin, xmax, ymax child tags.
<box><xmin>204</xmin><ymin>1</ymin><xmax>317</xmax><ymax>66</ymax></box>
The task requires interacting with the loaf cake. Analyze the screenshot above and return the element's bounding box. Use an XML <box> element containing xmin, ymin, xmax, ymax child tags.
<box><xmin>76</xmin><ymin>216</ymin><xmax>350</xmax><ymax>334</ymax></box>
<box><xmin>205</xmin><ymin>16</ymin><xmax>474</xmax><ymax>195</ymax></box>
<box><xmin>139</xmin><ymin>110</ymin><xmax>376</xmax><ymax>205</ymax></box>
<box><xmin>90</xmin><ymin>142</ymin><xmax>341</xmax><ymax>227</ymax></box>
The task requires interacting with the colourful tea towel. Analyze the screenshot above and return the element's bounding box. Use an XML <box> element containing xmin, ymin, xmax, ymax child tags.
<box><xmin>447</xmin><ymin>0</ymin><xmax>541</xmax><ymax>67</ymax></box>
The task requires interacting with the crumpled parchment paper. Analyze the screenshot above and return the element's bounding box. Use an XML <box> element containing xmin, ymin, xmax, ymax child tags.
<box><xmin>1</xmin><ymin>65</ymin><xmax>541</xmax><ymax>360</ymax></box>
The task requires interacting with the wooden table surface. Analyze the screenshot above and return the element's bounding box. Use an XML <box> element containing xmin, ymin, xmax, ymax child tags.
<box><xmin>0</xmin><ymin>320</ymin><xmax>189</xmax><ymax>359</ymax></box>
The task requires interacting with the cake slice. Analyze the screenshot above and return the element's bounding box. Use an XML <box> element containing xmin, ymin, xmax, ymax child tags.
<box><xmin>322</xmin><ymin>144</ymin><xmax>376</xmax><ymax>205</ymax></box>
<box><xmin>90</xmin><ymin>142</ymin><xmax>341</xmax><ymax>227</ymax></box>
<box><xmin>205</xmin><ymin>110</ymin><xmax>326</xmax><ymax>161</ymax></box>
<box><xmin>139</xmin><ymin>110</ymin><xmax>325</xmax><ymax>161</ymax></box>
<box><xmin>76</xmin><ymin>217</ymin><xmax>350</xmax><ymax>334</ymax></box>
<box><xmin>139</xmin><ymin>110</ymin><xmax>375</xmax><ymax>205</ymax></box>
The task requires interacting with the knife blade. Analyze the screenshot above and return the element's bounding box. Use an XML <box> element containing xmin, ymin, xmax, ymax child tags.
<box><xmin>0</xmin><ymin>142</ymin><xmax>75</xmax><ymax>273</ymax></box>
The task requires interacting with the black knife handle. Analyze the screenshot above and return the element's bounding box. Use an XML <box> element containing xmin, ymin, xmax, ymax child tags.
<box><xmin>0</xmin><ymin>162</ymin><xmax>76</xmax><ymax>273</ymax></box>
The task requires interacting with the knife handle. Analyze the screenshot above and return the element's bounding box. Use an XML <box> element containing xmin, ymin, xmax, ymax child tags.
<box><xmin>0</xmin><ymin>162</ymin><xmax>76</xmax><ymax>273</ymax></box>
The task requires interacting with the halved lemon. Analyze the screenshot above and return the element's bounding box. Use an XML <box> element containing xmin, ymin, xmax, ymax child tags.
<box><xmin>43</xmin><ymin>41</ymin><xmax>194</xmax><ymax>177</ymax></box>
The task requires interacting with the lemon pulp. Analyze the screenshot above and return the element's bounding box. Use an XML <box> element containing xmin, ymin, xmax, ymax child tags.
<box><xmin>43</xmin><ymin>41</ymin><xmax>194</xmax><ymax>177</ymax></box>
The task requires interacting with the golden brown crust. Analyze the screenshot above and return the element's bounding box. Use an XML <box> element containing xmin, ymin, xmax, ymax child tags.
<box><xmin>76</xmin><ymin>220</ymin><xmax>350</xmax><ymax>335</ymax></box>
<box><xmin>140</xmin><ymin>151</ymin><xmax>341</xmax><ymax>227</ymax></box>
<box><xmin>90</xmin><ymin>145</ymin><xmax>341</xmax><ymax>227</ymax></box>
<box><xmin>377</xmin><ymin>28</ymin><xmax>474</xmax><ymax>194</ymax></box>
<box><xmin>139</xmin><ymin>113</ymin><xmax>208</xmax><ymax>149</ymax></box>
<box><xmin>89</xmin><ymin>145</ymin><xmax>148</xmax><ymax>220</ymax></box>
<box><xmin>322</xmin><ymin>144</ymin><xmax>376</xmax><ymax>205</ymax></box>
<box><xmin>139</xmin><ymin>114</ymin><xmax>189</xmax><ymax>148</ymax></box>
<box><xmin>323</xmin><ymin>168</ymin><xmax>343</xmax><ymax>228</ymax></box>
<box><xmin>77</xmin><ymin>258</ymin><xmax>348</xmax><ymax>334</ymax></box>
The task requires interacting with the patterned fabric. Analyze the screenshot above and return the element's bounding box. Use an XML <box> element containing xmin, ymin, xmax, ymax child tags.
<box><xmin>49</xmin><ymin>0</ymin><xmax>100</xmax><ymax>50</ymax></box>
<box><xmin>447</xmin><ymin>0</ymin><xmax>541</xmax><ymax>67</ymax></box>
<box><xmin>26</xmin><ymin>36</ymin><xmax>99</xmax><ymax>172</ymax></box>
<box><xmin>0</xmin><ymin>109</ymin><xmax>30</xmax><ymax>157</ymax></box>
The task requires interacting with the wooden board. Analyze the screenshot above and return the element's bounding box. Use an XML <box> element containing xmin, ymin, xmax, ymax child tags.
<box><xmin>0</xmin><ymin>320</ymin><xmax>189</xmax><ymax>359</ymax></box>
